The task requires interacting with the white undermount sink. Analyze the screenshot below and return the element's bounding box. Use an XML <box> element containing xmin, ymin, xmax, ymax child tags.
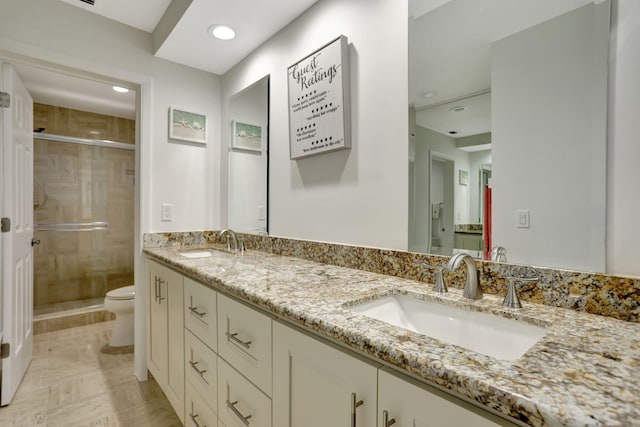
<box><xmin>349</xmin><ymin>294</ymin><xmax>547</xmax><ymax>361</ymax></box>
<box><xmin>178</xmin><ymin>249</ymin><xmax>226</xmax><ymax>258</ymax></box>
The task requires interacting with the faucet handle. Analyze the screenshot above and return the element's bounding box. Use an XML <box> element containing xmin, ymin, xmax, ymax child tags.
<box><xmin>237</xmin><ymin>235</ymin><xmax>245</xmax><ymax>255</ymax></box>
<box><xmin>422</xmin><ymin>263</ymin><xmax>448</xmax><ymax>294</ymax></box>
<box><xmin>502</xmin><ymin>277</ymin><xmax>538</xmax><ymax>309</ymax></box>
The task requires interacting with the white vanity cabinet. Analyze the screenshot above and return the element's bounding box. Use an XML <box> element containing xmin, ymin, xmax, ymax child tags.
<box><xmin>146</xmin><ymin>259</ymin><xmax>185</xmax><ymax>423</ymax></box>
<box><xmin>145</xmin><ymin>255</ymin><xmax>521</xmax><ymax>427</ymax></box>
<box><xmin>273</xmin><ymin>321</ymin><xmax>379</xmax><ymax>427</ymax></box>
<box><xmin>378</xmin><ymin>368</ymin><xmax>516</xmax><ymax>427</ymax></box>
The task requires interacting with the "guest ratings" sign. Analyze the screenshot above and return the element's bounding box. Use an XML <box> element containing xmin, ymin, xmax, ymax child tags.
<box><xmin>288</xmin><ymin>36</ymin><xmax>351</xmax><ymax>159</ymax></box>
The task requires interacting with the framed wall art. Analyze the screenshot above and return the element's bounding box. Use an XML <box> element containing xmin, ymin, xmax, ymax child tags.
<box><xmin>287</xmin><ymin>35</ymin><xmax>350</xmax><ymax>159</ymax></box>
<box><xmin>459</xmin><ymin>169</ymin><xmax>469</xmax><ymax>186</ymax></box>
<box><xmin>231</xmin><ymin>120</ymin><xmax>263</xmax><ymax>152</ymax></box>
<box><xmin>169</xmin><ymin>107</ymin><xmax>207</xmax><ymax>144</ymax></box>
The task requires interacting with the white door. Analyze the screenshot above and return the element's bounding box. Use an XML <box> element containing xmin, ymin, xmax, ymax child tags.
<box><xmin>0</xmin><ymin>62</ymin><xmax>34</xmax><ymax>406</ymax></box>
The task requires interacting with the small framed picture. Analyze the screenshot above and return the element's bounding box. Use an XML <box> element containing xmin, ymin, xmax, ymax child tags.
<box><xmin>231</xmin><ymin>120</ymin><xmax>263</xmax><ymax>152</ymax></box>
<box><xmin>169</xmin><ymin>107</ymin><xmax>207</xmax><ymax>144</ymax></box>
<box><xmin>459</xmin><ymin>169</ymin><xmax>469</xmax><ymax>186</ymax></box>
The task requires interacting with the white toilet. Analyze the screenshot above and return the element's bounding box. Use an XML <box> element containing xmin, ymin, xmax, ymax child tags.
<box><xmin>104</xmin><ymin>285</ymin><xmax>135</xmax><ymax>347</ymax></box>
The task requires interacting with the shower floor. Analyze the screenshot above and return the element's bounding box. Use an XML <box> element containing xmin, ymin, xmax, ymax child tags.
<box><xmin>34</xmin><ymin>297</ymin><xmax>105</xmax><ymax>318</ymax></box>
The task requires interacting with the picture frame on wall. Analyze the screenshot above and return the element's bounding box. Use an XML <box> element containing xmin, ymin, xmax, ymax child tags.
<box><xmin>231</xmin><ymin>120</ymin><xmax>263</xmax><ymax>152</ymax></box>
<box><xmin>169</xmin><ymin>107</ymin><xmax>207</xmax><ymax>144</ymax></box>
<box><xmin>459</xmin><ymin>169</ymin><xmax>469</xmax><ymax>186</ymax></box>
<box><xmin>287</xmin><ymin>35</ymin><xmax>351</xmax><ymax>159</ymax></box>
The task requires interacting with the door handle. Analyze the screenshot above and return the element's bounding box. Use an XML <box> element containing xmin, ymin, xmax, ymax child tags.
<box><xmin>31</xmin><ymin>238</ymin><xmax>40</xmax><ymax>246</ymax></box>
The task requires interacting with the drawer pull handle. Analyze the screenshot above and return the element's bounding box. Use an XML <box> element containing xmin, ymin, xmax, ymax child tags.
<box><xmin>189</xmin><ymin>305</ymin><xmax>206</xmax><ymax>317</ymax></box>
<box><xmin>189</xmin><ymin>412</ymin><xmax>206</xmax><ymax>427</ymax></box>
<box><xmin>226</xmin><ymin>399</ymin><xmax>252</xmax><ymax>426</ymax></box>
<box><xmin>188</xmin><ymin>360</ymin><xmax>208</xmax><ymax>379</ymax></box>
<box><xmin>382</xmin><ymin>410</ymin><xmax>396</xmax><ymax>427</ymax></box>
<box><xmin>351</xmin><ymin>393</ymin><xmax>364</xmax><ymax>427</ymax></box>
<box><xmin>226</xmin><ymin>332</ymin><xmax>252</xmax><ymax>349</ymax></box>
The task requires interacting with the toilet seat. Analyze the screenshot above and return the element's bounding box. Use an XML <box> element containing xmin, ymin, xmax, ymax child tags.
<box><xmin>106</xmin><ymin>285</ymin><xmax>135</xmax><ymax>301</ymax></box>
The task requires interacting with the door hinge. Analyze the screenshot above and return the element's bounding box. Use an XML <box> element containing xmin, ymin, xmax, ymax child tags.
<box><xmin>1</xmin><ymin>217</ymin><xmax>10</xmax><ymax>233</ymax></box>
<box><xmin>0</xmin><ymin>343</ymin><xmax>9</xmax><ymax>359</ymax></box>
<box><xmin>0</xmin><ymin>91</ymin><xmax>9</xmax><ymax>108</ymax></box>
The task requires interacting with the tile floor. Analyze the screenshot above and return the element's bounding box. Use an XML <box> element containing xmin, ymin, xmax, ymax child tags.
<box><xmin>0</xmin><ymin>321</ymin><xmax>182</xmax><ymax>427</ymax></box>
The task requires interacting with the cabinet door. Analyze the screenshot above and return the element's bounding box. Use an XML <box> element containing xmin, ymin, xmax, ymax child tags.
<box><xmin>218</xmin><ymin>358</ymin><xmax>272</xmax><ymax>427</ymax></box>
<box><xmin>378</xmin><ymin>368</ymin><xmax>516</xmax><ymax>427</ymax></box>
<box><xmin>186</xmin><ymin>381</ymin><xmax>219</xmax><ymax>427</ymax></box>
<box><xmin>184</xmin><ymin>277</ymin><xmax>217</xmax><ymax>351</ymax></box>
<box><xmin>146</xmin><ymin>259</ymin><xmax>185</xmax><ymax>424</ymax></box>
<box><xmin>217</xmin><ymin>294</ymin><xmax>272</xmax><ymax>395</ymax></box>
<box><xmin>147</xmin><ymin>260</ymin><xmax>168</xmax><ymax>385</ymax></box>
<box><xmin>185</xmin><ymin>329</ymin><xmax>218</xmax><ymax>415</ymax></box>
<box><xmin>273</xmin><ymin>321</ymin><xmax>379</xmax><ymax>427</ymax></box>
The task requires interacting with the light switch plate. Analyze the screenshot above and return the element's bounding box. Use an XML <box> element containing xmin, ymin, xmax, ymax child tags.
<box><xmin>517</xmin><ymin>209</ymin><xmax>530</xmax><ymax>228</ymax></box>
<box><xmin>161</xmin><ymin>204</ymin><xmax>173</xmax><ymax>222</ymax></box>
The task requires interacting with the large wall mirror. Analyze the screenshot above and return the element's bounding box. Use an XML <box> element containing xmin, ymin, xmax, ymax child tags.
<box><xmin>228</xmin><ymin>75</ymin><xmax>270</xmax><ymax>234</ymax></box>
<box><xmin>408</xmin><ymin>0</ymin><xmax>609</xmax><ymax>272</ymax></box>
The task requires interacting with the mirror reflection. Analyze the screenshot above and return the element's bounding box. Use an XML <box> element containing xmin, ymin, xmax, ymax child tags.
<box><xmin>408</xmin><ymin>0</ymin><xmax>609</xmax><ymax>272</ymax></box>
<box><xmin>228</xmin><ymin>75</ymin><xmax>270</xmax><ymax>235</ymax></box>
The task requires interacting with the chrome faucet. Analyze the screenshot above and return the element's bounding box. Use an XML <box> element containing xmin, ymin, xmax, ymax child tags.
<box><xmin>445</xmin><ymin>253</ymin><xmax>483</xmax><ymax>300</ymax></box>
<box><xmin>491</xmin><ymin>246</ymin><xmax>508</xmax><ymax>262</ymax></box>
<box><xmin>218</xmin><ymin>229</ymin><xmax>243</xmax><ymax>254</ymax></box>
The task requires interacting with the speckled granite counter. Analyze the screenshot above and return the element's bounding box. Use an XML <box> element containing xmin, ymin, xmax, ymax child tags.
<box><xmin>144</xmin><ymin>245</ymin><xmax>640</xmax><ymax>427</ymax></box>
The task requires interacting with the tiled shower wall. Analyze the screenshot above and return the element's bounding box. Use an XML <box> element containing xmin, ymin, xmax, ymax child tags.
<box><xmin>33</xmin><ymin>104</ymin><xmax>135</xmax><ymax>309</ymax></box>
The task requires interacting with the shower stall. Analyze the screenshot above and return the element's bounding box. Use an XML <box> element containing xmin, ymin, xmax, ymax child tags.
<box><xmin>32</xmin><ymin>103</ymin><xmax>135</xmax><ymax>318</ymax></box>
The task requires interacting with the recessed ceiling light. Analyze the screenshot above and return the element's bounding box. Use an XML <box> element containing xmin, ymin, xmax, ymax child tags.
<box><xmin>422</xmin><ymin>90</ymin><xmax>437</xmax><ymax>98</ymax></box>
<box><xmin>209</xmin><ymin>25</ymin><xmax>236</xmax><ymax>40</ymax></box>
<box><xmin>112</xmin><ymin>86</ymin><xmax>129</xmax><ymax>93</ymax></box>
<box><xmin>450</xmin><ymin>105</ymin><xmax>467</xmax><ymax>113</ymax></box>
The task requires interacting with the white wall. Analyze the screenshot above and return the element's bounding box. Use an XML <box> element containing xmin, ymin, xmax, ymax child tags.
<box><xmin>607</xmin><ymin>0</ymin><xmax>640</xmax><ymax>277</ymax></box>
<box><xmin>228</xmin><ymin>77</ymin><xmax>268</xmax><ymax>234</ymax></box>
<box><xmin>221</xmin><ymin>0</ymin><xmax>408</xmax><ymax>250</ymax></box>
<box><xmin>0</xmin><ymin>0</ymin><xmax>221</xmax><ymax>233</ymax></box>
<box><xmin>491</xmin><ymin>2</ymin><xmax>608</xmax><ymax>272</ymax></box>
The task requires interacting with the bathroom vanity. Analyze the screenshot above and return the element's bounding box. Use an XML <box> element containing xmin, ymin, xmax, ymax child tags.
<box><xmin>144</xmin><ymin>242</ymin><xmax>639</xmax><ymax>427</ymax></box>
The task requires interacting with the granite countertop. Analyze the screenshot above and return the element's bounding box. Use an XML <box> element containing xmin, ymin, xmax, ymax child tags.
<box><xmin>144</xmin><ymin>245</ymin><xmax>640</xmax><ymax>427</ymax></box>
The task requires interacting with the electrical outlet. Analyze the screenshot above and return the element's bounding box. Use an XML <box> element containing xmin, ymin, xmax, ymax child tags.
<box><xmin>258</xmin><ymin>205</ymin><xmax>266</xmax><ymax>220</ymax></box>
<box><xmin>161</xmin><ymin>204</ymin><xmax>173</xmax><ymax>222</ymax></box>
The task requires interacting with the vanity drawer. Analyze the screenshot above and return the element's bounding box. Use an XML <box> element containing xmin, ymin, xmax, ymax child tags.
<box><xmin>185</xmin><ymin>277</ymin><xmax>218</xmax><ymax>351</ymax></box>
<box><xmin>185</xmin><ymin>381</ymin><xmax>219</xmax><ymax>427</ymax></box>
<box><xmin>218</xmin><ymin>357</ymin><xmax>272</xmax><ymax>427</ymax></box>
<box><xmin>217</xmin><ymin>294</ymin><xmax>272</xmax><ymax>395</ymax></box>
<box><xmin>185</xmin><ymin>329</ymin><xmax>218</xmax><ymax>414</ymax></box>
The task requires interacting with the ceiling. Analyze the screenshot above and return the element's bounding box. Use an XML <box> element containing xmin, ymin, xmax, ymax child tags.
<box><xmin>14</xmin><ymin>0</ymin><xmax>319</xmax><ymax>121</ymax></box>
<box><xmin>14</xmin><ymin>63</ymin><xmax>137</xmax><ymax>120</ymax></box>
<box><xmin>410</xmin><ymin>0</ymin><xmax>598</xmax><ymax>138</ymax></box>
<box><xmin>59</xmin><ymin>0</ymin><xmax>173</xmax><ymax>33</ymax></box>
